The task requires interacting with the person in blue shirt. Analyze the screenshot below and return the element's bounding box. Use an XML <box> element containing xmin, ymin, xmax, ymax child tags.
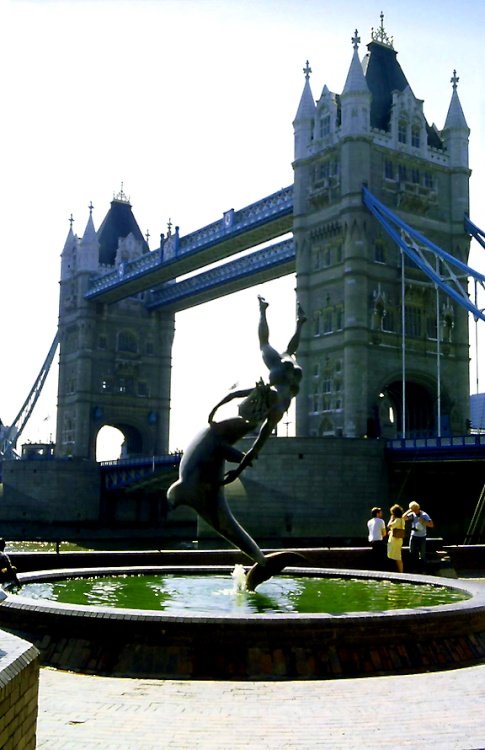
<box><xmin>403</xmin><ymin>501</ymin><xmax>434</xmax><ymax>572</ymax></box>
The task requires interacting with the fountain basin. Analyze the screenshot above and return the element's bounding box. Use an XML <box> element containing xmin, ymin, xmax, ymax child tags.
<box><xmin>1</xmin><ymin>565</ymin><xmax>484</xmax><ymax>679</ymax></box>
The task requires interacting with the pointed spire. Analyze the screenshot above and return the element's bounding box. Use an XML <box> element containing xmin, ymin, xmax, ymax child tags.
<box><xmin>81</xmin><ymin>203</ymin><xmax>98</xmax><ymax>246</ymax></box>
<box><xmin>444</xmin><ymin>70</ymin><xmax>469</xmax><ymax>130</ymax></box>
<box><xmin>62</xmin><ymin>214</ymin><xmax>76</xmax><ymax>253</ymax></box>
<box><xmin>370</xmin><ymin>12</ymin><xmax>394</xmax><ymax>48</ymax></box>
<box><xmin>294</xmin><ymin>60</ymin><xmax>316</xmax><ymax>122</ymax></box>
<box><xmin>79</xmin><ymin>202</ymin><xmax>100</xmax><ymax>271</ymax></box>
<box><xmin>342</xmin><ymin>31</ymin><xmax>369</xmax><ymax>95</ymax></box>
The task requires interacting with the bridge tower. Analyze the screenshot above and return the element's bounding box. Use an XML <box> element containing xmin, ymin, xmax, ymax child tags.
<box><xmin>293</xmin><ymin>16</ymin><xmax>470</xmax><ymax>439</ymax></box>
<box><xmin>55</xmin><ymin>190</ymin><xmax>174</xmax><ymax>459</ymax></box>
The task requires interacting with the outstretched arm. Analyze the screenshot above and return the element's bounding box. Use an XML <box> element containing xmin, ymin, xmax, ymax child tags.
<box><xmin>222</xmin><ymin>408</ymin><xmax>283</xmax><ymax>485</ymax></box>
<box><xmin>208</xmin><ymin>388</ymin><xmax>253</xmax><ymax>423</ymax></box>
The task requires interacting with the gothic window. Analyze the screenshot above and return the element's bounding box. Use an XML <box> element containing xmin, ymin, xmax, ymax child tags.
<box><xmin>322</xmin><ymin>396</ymin><xmax>331</xmax><ymax>412</ymax></box>
<box><xmin>384</xmin><ymin>160</ymin><xmax>394</xmax><ymax>179</ymax></box>
<box><xmin>382</xmin><ymin>310</ymin><xmax>395</xmax><ymax>332</ymax></box>
<box><xmin>411</xmin><ymin>124</ymin><xmax>421</xmax><ymax>148</ymax></box>
<box><xmin>374</xmin><ymin>240</ymin><xmax>385</xmax><ymax>263</ymax></box>
<box><xmin>324</xmin><ymin>249</ymin><xmax>331</xmax><ymax>267</ymax></box>
<box><xmin>335</xmin><ymin>306</ymin><xmax>344</xmax><ymax>330</ymax></box>
<box><xmin>62</xmin><ymin>417</ymin><xmax>74</xmax><ymax>446</ymax></box>
<box><xmin>322</xmin><ymin>376</ymin><xmax>332</xmax><ymax>394</ymax></box>
<box><xmin>319</xmin><ymin>114</ymin><xmax>331</xmax><ymax>138</ymax></box>
<box><xmin>311</xmin><ymin>385</ymin><xmax>320</xmax><ymax>413</ymax></box>
<box><xmin>335</xmin><ymin>244</ymin><xmax>343</xmax><ymax>263</ymax></box>
<box><xmin>137</xmin><ymin>381</ymin><xmax>149</xmax><ymax>397</ymax></box>
<box><xmin>405</xmin><ymin>306</ymin><xmax>422</xmax><ymax>337</ymax></box>
<box><xmin>313</xmin><ymin>311</ymin><xmax>321</xmax><ymax>337</ymax></box>
<box><xmin>411</xmin><ymin>168</ymin><xmax>420</xmax><ymax>184</ymax></box>
<box><xmin>98</xmin><ymin>335</ymin><xmax>107</xmax><ymax>350</ymax></box>
<box><xmin>398</xmin><ymin>119</ymin><xmax>407</xmax><ymax>144</ymax></box>
<box><xmin>312</xmin><ymin>247</ymin><xmax>323</xmax><ymax>269</ymax></box>
<box><xmin>398</xmin><ymin>164</ymin><xmax>408</xmax><ymax>182</ymax></box>
<box><xmin>427</xmin><ymin>316</ymin><xmax>438</xmax><ymax>340</ymax></box>
<box><xmin>117</xmin><ymin>330</ymin><xmax>138</xmax><ymax>353</ymax></box>
<box><xmin>323</xmin><ymin>310</ymin><xmax>333</xmax><ymax>334</ymax></box>
<box><xmin>316</xmin><ymin>162</ymin><xmax>329</xmax><ymax>181</ymax></box>
<box><xmin>117</xmin><ymin>377</ymin><xmax>135</xmax><ymax>394</ymax></box>
<box><xmin>424</xmin><ymin>172</ymin><xmax>434</xmax><ymax>188</ymax></box>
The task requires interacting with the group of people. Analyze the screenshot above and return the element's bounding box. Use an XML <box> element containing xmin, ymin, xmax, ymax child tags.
<box><xmin>367</xmin><ymin>502</ymin><xmax>434</xmax><ymax>573</ymax></box>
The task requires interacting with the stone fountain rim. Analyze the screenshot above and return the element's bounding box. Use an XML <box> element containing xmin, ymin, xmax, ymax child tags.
<box><xmin>3</xmin><ymin>565</ymin><xmax>484</xmax><ymax>624</ymax></box>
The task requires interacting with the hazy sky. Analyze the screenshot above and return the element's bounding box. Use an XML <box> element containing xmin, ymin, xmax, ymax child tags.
<box><xmin>1</xmin><ymin>0</ymin><xmax>485</xmax><ymax>458</ymax></box>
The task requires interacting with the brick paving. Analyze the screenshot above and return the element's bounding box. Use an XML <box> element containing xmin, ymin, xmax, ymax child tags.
<box><xmin>35</xmin><ymin>576</ymin><xmax>485</xmax><ymax>749</ymax></box>
<box><xmin>36</xmin><ymin>664</ymin><xmax>485</xmax><ymax>749</ymax></box>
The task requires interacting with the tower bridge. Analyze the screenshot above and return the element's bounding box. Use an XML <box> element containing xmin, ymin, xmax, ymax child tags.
<box><xmin>2</xmin><ymin>14</ymin><xmax>485</xmax><ymax>544</ymax></box>
<box><xmin>7</xmin><ymin>14</ymin><xmax>485</xmax><ymax>463</ymax></box>
<box><xmin>62</xmin><ymin>18</ymin><xmax>480</xmax><ymax>460</ymax></box>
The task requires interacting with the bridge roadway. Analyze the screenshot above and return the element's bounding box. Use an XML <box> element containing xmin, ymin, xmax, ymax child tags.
<box><xmin>100</xmin><ymin>435</ymin><xmax>485</xmax><ymax>493</ymax></box>
<box><xmin>147</xmin><ymin>237</ymin><xmax>295</xmax><ymax>312</ymax></box>
<box><xmin>85</xmin><ymin>185</ymin><xmax>293</xmax><ymax>305</ymax></box>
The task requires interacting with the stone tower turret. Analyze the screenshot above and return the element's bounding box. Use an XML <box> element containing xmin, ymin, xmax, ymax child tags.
<box><xmin>56</xmin><ymin>190</ymin><xmax>174</xmax><ymax>459</ymax></box>
<box><xmin>293</xmin><ymin>14</ymin><xmax>471</xmax><ymax>439</ymax></box>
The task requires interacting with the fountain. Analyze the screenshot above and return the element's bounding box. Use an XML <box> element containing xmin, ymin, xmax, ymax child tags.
<box><xmin>1</xmin><ymin>296</ymin><xmax>484</xmax><ymax>679</ymax></box>
<box><xmin>1</xmin><ymin>564</ymin><xmax>484</xmax><ymax>678</ymax></box>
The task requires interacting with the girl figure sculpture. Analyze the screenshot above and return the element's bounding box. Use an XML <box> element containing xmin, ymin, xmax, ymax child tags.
<box><xmin>223</xmin><ymin>295</ymin><xmax>306</xmax><ymax>484</ymax></box>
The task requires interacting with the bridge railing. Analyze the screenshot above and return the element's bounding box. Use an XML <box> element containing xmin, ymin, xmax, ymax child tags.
<box><xmin>100</xmin><ymin>453</ymin><xmax>182</xmax><ymax>491</ymax></box>
<box><xmin>177</xmin><ymin>185</ymin><xmax>293</xmax><ymax>254</ymax></box>
<box><xmin>86</xmin><ymin>185</ymin><xmax>293</xmax><ymax>298</ymax></box>
<box><xmin>147</xmin><ymin>238</ymin><xmax>295</xmax><ymax>309</ymax></box>
<box><xmin>387</xmin><ymin>434</ymin><xmax>485</xmax><ymax>450</ymax></box>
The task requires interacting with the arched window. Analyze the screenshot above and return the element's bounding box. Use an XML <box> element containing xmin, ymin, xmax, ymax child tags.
<box><xmin>398</xmin><ymin>119</ymin><xmax>407</xmax><ymax>144</ymax></box>
<box><xmin>411</xmin><ymin>124</ymin><xmax>420</xmax><ymax>148</ymax></box>
<box><xmin>319</xmin><ymin>114</ymin><xmax>331</xmax><ymax>138</ymax></box>
<box><xmin>117</xmin><ymin>330</ymin><xmax>138</xmax><ymax>353</ymax></box>
<box><xmin>313</xmin><ymin>311</ymin><xmax>321</xmax><ymax>337</ymax></box>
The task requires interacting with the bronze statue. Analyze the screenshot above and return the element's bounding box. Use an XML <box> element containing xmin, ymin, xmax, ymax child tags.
<box><xmin>167</xmin><ymin>296</ymin><xmax>306</xmax><ymax>589</ymax></box>
<box><xmin>223</xmin><ymin>295</ymin><xmax>306</xmax><ymax>483</ymax></box>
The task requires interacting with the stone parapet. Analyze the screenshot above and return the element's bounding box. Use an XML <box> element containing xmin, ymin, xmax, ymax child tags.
<box><xmin>0</xmin><ymin>628</ymin><xmax>39</xmax><ymax>750</ymax></box>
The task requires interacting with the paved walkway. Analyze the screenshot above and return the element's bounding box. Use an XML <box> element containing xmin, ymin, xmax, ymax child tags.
<box><xmin>36</xmin><ymin>575</ymin><xmax>485</xmax><ymax>749</ymax></box>
<box><xmin>36</xmin><ymin>663</ymin><xmax>485</xmax><ymax>749</ymax></box>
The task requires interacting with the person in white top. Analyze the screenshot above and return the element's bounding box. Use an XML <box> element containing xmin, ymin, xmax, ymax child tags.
<box><xmin>367</xmin><ymin>507</ymin><xmax>387</xmax><ymax>569</ymax></box>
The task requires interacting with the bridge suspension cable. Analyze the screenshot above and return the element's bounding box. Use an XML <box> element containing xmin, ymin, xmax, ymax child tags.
<box><xmin>465</xmin><ymin>215</ymin><xmax>485</xmax><ymax>251</ymax></box>
<box><xmin>464</xmin><ymin>214</ymin><xmax>485</xmax><ymax>394</ymax></box>
<box><xmin>0</xmin><ymin>332</ymin><xmax>59</xmax><ymax>459</ymax></box>
<box><xmin>363</xmin><ymin>186</ymin><xmax>485</xmax><ymax>439</ymax></box>
<box><xmin>363</xmin><ymin>186</ymin><xmax>485</xmax><ymax>322</ymax></box>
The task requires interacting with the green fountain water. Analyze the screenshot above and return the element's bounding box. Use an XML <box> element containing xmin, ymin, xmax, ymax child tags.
<box><xmin>17</xmin><ymin>572</ymin><xmax>468</xmax><ymax>615</ymax></box>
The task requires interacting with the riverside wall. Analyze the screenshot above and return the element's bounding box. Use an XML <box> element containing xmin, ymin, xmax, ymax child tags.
<box><xmin>1</xmin><ymin>437</ymin><xmax>483</xmax><ymax>545</ymax></box>
<box><xmin>195</xmin><ymin>437</ymin><xmax>389</xmax><ymax>542</ymax></box>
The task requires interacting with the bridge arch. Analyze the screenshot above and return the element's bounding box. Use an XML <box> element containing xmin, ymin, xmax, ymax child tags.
<box><xmin>94</xmin><ymin>420</ymin><xmax>147</xmax><ymax>461</ymax></box>
<box><xmin>369</xmin><ymin>372</ymin><xmax>449</xmax><ymax>439</ymax></box>
<box><xmin>96</xmin><ymin>425</ymin><xmax>124</xmax><ymax>462</ymax></box>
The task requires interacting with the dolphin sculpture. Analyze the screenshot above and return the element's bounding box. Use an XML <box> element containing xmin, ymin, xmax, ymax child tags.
<box><xmin>167</xmin><ymin>297</ymin><xmax>307</xmax><ymax>589</ymax></box>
